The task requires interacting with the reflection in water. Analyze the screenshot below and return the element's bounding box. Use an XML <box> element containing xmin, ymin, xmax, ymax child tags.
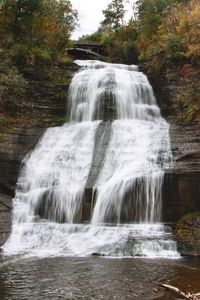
<box><xmin>0</xmin><ymin>256</ymin><xmax>199</xmax><ymax>300</ymax></box>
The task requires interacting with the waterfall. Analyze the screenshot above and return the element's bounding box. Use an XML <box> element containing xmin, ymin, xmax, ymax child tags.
<box><xmin>3</xmin><ymin>60</ymin><xmax>180</xmax><ymax>258</ymax></box>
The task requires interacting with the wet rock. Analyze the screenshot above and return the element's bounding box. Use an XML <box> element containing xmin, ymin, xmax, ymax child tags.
<box><xmin>0</xmin><ymin>193</ymin><xmax>12</xmax><ymax>247</ymax></box>
<box><xmin>175</xmin><ymin>212</ymin><xmax>200</xmax><ymax>256</ymax></box>
<box><xmin>0</xmin><ymin>63</ymin><xmax>78</xmax><ymax>246</ymax></box>
<box><xmin>1</xmin><ymin>61</ymin><xmax>200</xmax><ymax>245</ymax></box>
<box><xmin>0</xmin><ymin>128</ymin><xmax>44</xmax><ymax>246</ymax></box>
<box><xmin>162</xmin><ymin>122</ymin><xmax>200</xmax><ymax>222</ymax></box>
<box><xmin>83</xmin><ymin>121</ymin><xmax>200</xmax><ymax>224</ymax></box>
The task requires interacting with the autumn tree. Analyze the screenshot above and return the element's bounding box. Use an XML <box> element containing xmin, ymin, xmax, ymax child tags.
<box><xmin>136</xmin><ymin>0</ymin><xmax>200</xmax><ymax>63</ymax></box>
<box><xmin>101</xmin><ymin>0</ymin><xmax>125</xmax><ymax>32</ymax></box>
<box><xmin>173</xmin><ymin>0</ymin><xmax>200</xmax><ymax>63</ymax></box>
<box><xmin>0</xmin><ymin>0</ymin><xmax>78</xmax><ymax>64</ymax></box>
<box><xmin>136</xmin><ymin>0</ymin><xmax>180</xmax><ymax>59</ymax></box>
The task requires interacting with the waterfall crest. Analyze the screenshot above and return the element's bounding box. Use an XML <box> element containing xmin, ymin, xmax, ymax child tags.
<box><xmin>3</xmin><ymin>60</ymin><xmax>179</xmax><ymax>258</ymax></box>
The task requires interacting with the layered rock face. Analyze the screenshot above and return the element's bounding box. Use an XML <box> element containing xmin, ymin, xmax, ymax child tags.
<box><xmin>82</xmin><ymin>122</ymin><xmax>200</xmax><ymax>223</ymax></box>
<box><xmin>175</xmin><ymin>212</ymin><xmax>200</xmax><ymax>256</ymax></box>
<box><xmin>0</xmin><ymin>63</ymin><xmax>200</xmax><ymax>246</ymax></box>
<box><xmin>141</xmin><ymin>62</ymin><xmax>200</xmax><ymax>222</ymax></box>
<box><xmin>0</xmin><ymin>128</ymin><xmax>44</xmax><ymax>245</ymax></box>
<box><xmin>0</xmin><ymin>63</ymin><xmax>78</xmax><ymax>246</ymax></box>
<box><xmin>163</xmin><ymin>123</ymin><xmax>200</xmax><ymax>222</ymax></box>
<box><xmin>0</xmin><ymin>194</ymin><xmax>11</xmax><ymax>246</ymax></box>
<box><xmin>1</xmin><ymin>121</ymin><xmax>199</xmax><ymax>245</ymax></box>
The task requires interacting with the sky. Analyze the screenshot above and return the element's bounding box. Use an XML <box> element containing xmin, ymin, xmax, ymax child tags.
<box><xmin>70</xmin><ymin>0</ymin><xmax>133</xmax><ymax>40</ymax></box>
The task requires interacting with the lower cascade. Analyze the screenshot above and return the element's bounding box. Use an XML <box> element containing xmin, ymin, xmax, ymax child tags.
<box><xmin>3</xmin><ymin>60</ymin><xmax>180</xmax><ymax>258</ymax></box>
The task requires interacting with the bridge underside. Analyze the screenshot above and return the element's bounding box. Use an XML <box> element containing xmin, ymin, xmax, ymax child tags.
<box><xmin>68</xmin><ymin>48</ymin><xmax>103</xmax><ymax>60</ymax></box>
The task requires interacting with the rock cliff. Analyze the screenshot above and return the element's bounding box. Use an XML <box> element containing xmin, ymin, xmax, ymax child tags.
<box><xmin>163</xmin><ymin>123</ymin><xmax>200</xmax><ymax>222</ymax></box>
<box><xmin>0</xmin><ymin>61</ymin><xmax>199</xmax><ymax>248</ymax></box>
<box><xmin>0</xmin><ymin>62</ymin><xmax>78</xmax><ymax>246</ymax></box>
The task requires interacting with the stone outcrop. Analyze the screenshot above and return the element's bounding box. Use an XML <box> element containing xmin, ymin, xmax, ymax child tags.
<box><xmin>141</xmin><ymin>61</ymin><xmax>200</xmax><ymax>222</ymax></box>
<box><xmin>82</xmin><ymin>122</ymin><xmax>112</xmax><ymax>221</ymax></box>
<box><xmin>81</xmin><ymin>121</ymin><xmax>200</xmax><ymax>223</ymax></box>
<box><xmin>162</xmin><ymin>122</ymin><xmax>200</xmax><ymax>222</ymax></box>
<box><xmin>0</xmin><ymin>128</ymin><xmax>44</xmax><ymax>245</ymax></box>
<box><xmin>0</xmin><ymin>193</ymin><xmax>11</xmax><ymax>246</ymax></box>
<box><xmin>0</xmin><ymin>62</ymin><xmax>78</xmax><ymax>246</ymax></box>
<box><xmin>0</xmin><ymin>61</ymin><xmax>200</xmax><ymax>247</ymax></box>
<box><xmin>141</xmin><ymin>63</ymin><xmax>182</xmax><ymax>117</ymax></box>
<box><xmin>175</xmin><ymin>212</ymin><xmax>200</xmax><ymax>256</ymax></box>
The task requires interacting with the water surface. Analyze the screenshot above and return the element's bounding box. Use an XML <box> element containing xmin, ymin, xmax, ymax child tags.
<box><xmin>0</xmin><ymin>256</ymin><xmax>199</xmax><ymax>300</ymax></box>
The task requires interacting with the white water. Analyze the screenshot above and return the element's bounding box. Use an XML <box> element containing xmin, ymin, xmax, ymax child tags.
<box><xmin>92</xmin><ymin>120</ymin><xmax>170</xmax><ymax>224</ymax></box>
<box><xmin>70</xmin><ymin>60</ymin><xmax>159</xmax><ymax>121</ymax></box>
<box><xmin>13</xmin><ymin>122</ymin><xmax>100</xmax><ymax>224</ymax></box>
<box><xmin>3</xmin><ymin>60</ymin><xmax>180</xmax><ymax>258</ymax></box>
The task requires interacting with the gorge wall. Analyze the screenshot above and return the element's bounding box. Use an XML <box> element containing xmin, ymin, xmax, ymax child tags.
<box><xmin>0</xmin><ymin>62</ymin><xmax>78</xmax><ymax>246</ymax></box>
<box><xmin>142</xmin><ymin>62</ymin><xmax>200</xmax><ymax>222</ymax></box>
<box><xmin>1</xmin><ymin>61</ymin><xmax>200</xmax><ymax>246</ymax></box>
<box><xmin>163</xmin><ymin>123</ymin><xmax>200</xmax><ymax>222</ymax></box>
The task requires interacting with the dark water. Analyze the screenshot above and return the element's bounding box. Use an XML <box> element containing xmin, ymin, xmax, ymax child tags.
<box><xmin>0</xmin><ymin>256</ymin><xmax>199</xmax><ymax>300</ymax></box>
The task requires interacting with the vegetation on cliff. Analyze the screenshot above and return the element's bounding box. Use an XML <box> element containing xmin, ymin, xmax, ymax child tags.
<box><xmin>0</xmin><ymin>0</ymin><xmax>78</xmax><ymax>128</ymax></box>
<box><xmin>0</xmin><ymin>0</ymin><xmax>77</xmax><ymax>65</ymax></box>
<box><xmin>137</xmin><ymin>0</ymin><xmax>200</xmax><ymax>122</ymax></box>
<box><xmin>80</xmin><ymin>0</ymin><xmax>200</xmax><ymax>122</ymax></box>
<box><xmin>176</xmin><ymin>212</ymin><xmax>200</xmax><ymax>256</ymax></box>
<box><xmin>0</xmin><ymin>0</ymin><xmax>199</xmax><ymax>123</ymax></box>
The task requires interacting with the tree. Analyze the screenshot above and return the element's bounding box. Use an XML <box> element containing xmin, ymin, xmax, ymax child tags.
<box><xmin>101</xmin><ymin>0</ymin><xmax>125</xmax><ymax>31</ymax></box>
<box><xmin>0</xmin><ymin>0</ymin><xmax>78</xmax><ymax>64</ymax></box>
<box><xmin>137</xmin><ymin>0</ymin><xmax>200</xmax><ymax>63</ymax></box>
<box><xmin>136</xmin><ymin>0</ymin><xmax>181</xmax><ymax>60</ymax></box>
<box><xmin>136</xmin><ymin>0</ymin><xmax>178</xmax><ymax>38</ymax></box>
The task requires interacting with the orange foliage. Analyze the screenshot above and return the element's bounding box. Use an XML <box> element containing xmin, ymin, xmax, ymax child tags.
<box><xmin>180</xmin><ymin>64</ymin><xmax>195</xmax><ymax>80</ymax></box>
<box><xmin>137</xmin><ymin>0</ymin><xmax>200</xmax><ymax>64</ymax></box>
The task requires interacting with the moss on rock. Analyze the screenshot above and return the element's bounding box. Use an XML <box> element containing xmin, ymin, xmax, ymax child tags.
<box><xmin>175</xmin><ymin>212</ymin><xmax>200</xmax><ymax>256</ymax></box>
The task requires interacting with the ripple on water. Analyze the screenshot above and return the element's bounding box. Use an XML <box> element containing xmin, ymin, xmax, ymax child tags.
<box><xmin>0</xmin><ymin>256</ymin><xmax>199</xmax><ymax>300</ymax></box>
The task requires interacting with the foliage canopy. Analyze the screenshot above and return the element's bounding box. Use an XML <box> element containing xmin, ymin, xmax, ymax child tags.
<box><xmin>101</xmin><ymin>0</ymin><xmax>125</xmax><ymax>31</ymax></box>
<box><xmin>0</xmin><ymin>0</ymin><xmax>78</xmax><ymax>64</ymax></box>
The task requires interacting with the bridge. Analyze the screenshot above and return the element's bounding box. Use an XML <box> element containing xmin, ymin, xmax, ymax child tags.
<box><xmin>67</xmin><ymin>42</ymin><xmax>106</xmax><ymax>59</ymax></box>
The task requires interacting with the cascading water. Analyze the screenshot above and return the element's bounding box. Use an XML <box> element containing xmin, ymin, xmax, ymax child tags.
<box><xmin>3</xmin><ymin>60</ymin><xmax>180</xmax><ymax>258</ymax></box>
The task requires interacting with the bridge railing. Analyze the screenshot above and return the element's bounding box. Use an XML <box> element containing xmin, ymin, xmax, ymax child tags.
<box><xmin>73</xmin><ymin>43</ymin><xmax>106</xmax><ymax>55</ymax></box>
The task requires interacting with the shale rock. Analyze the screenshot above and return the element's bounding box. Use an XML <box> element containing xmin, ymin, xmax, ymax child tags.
<box><xmin>1</xmin><ymin>61</ymin><xmax>200</xmax><ymax>246</ymax></box>
<box><xmin>162</xmin><ymin>122</ymin><xmax>200</xmax><ymax>222</ymax></box>
<box><xmin>175</xmin><ymin>212</ymin><xmax>200</xmax><ymax>256</ymax></box>
<box><xmin>0</xmin><ymin>63</ymin><xmax>78</xmax><ymax>246</ymax></box>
